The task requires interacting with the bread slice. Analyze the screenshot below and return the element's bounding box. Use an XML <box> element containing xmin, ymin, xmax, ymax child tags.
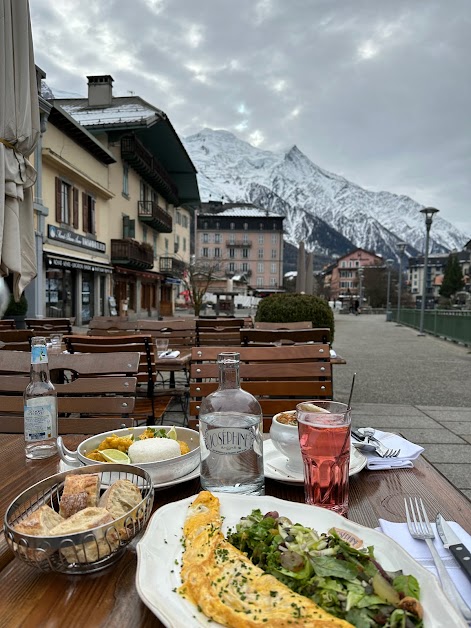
<box><xmin>59</xmin><ymin>473</ymin><xmax>100</xmax><ymax>518</ymax></box>
<box><xmin>98</xmin><ymin>479</ymin><xmax>142</xmax><ymax>520</ymax></box>
<box><xmin>49</xmin><ymin>507</ymin><xmax>119</xmax><ymax>564</ymax></box>
<box><xmin>14</xmin><ymin>505</ymin><xmax>64</xmax><ymax>536</ymax></box>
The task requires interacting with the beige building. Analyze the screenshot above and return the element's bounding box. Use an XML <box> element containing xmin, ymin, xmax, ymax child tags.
<box><xmin>31</xmin><ymin>74</ymin><xmax>199</xmax><ymax>323</ymax></box>
<box><xmin>196</xmin><ymin>207</ymin><xmax>285</xmax><ymax>293</ymax></box>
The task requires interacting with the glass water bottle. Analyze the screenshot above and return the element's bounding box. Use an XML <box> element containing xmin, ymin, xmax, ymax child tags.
<box><xmin>24</xmin><ymin>337</ymin><xmax>58</xmax><ymax>459</ymax></box>
<box><xmin>198</xmin><ymin>352</ymin><xmax>264</xmax><ymax>495</ymax></box>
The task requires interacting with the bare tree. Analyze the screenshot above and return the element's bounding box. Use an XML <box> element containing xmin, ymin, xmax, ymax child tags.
<box><xmin>177</xmin><ymin>257</ymin><xmax>223</xmax><ymax>317</ymax></box>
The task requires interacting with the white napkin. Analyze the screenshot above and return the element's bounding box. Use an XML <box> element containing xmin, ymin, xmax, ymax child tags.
<box><xmin>159</xmin><ymin>350</ymin><xmax>180</xmax><ymax>359</ymax></box>
<box><xmin>330</xmin><ymin>348</ymin><xmax>337</xmax><ymax>358</ymax></box>
<box><xmin>360</xmin><ymin>429</ymin><xmax>424</xmax><ymax>470</ymax></box>
<box><xmin>378</xmin><ymin>519</ymin><xmax>471</xmax><ymax>607</ymax></box>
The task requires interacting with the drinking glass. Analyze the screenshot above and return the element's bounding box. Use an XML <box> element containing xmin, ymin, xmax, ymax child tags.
<box><xmin>297</xmin><ymin>401</ymin><xmax>351</xmax><ymax>516</ymax></box>
<box><xmin>155</xmin><ymin>338</ymin><xmax>169</xmax><ymax>358</ymax></box>
<box><xmin>49</xmin><ymin>333</ymin><xmax>63</xmax><ymax>355</ymax></box>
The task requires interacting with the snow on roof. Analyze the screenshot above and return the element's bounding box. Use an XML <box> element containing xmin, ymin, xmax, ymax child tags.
<box><xmin>57</xmin><ymin>97</ymin><xmax>161</xmax><ymax>127</ymax></box>
<box><xmin>206</xmin><ymin>207</ymin><xmax>281</xmax><ymax>218</ymax></box>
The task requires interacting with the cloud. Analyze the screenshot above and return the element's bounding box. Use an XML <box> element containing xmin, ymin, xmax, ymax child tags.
<box><xmin>30</xmin><ymin>0</ymin><xmax>471</xmax><ymax>235</ymax></box>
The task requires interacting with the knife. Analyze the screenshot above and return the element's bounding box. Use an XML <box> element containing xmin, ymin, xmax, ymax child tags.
<box><xmin>436</xmin><ymin>514</ymin><xmax>471</xmax><ymax>582</ymax></box>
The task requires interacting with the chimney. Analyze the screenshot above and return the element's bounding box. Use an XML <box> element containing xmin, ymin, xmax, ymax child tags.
<box><xmin>87</xmin><ymin>75</ymin><xmax>114</xmax><ymax>107</ymax></box>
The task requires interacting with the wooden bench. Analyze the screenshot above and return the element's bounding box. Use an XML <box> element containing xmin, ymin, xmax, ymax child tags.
<box><xmin>88</xmin><ymin>317</ymin><xmax>139</xmax><ymax>336</ymax></box>
<box><xmin>0</xmin><ymin>319</ymin><xmax>16</xmax><ymax>330</ymax></box>
<box><xmin>25</xmin><ymin>318</ymin><xmax>74</xmax><ymax>334</ymax></box>
<box><xmin>0</xmin><ymin>329</ymin><xmax>34</xmax><ymax>351</ymax></box>
<box><xmin>189</xmin><ymin>344</ymin><xmax>332</xmax><ymax>432</ymax></box>
<box><xmin>64</xmin><ymin>334</ymin><xmax>171</xmax><ymax>425</ymax></box>
<box><xmin>0</xmin><ymin>351</ymin><xmax>140</xmax><ymax>433</ymax></box>
<box><xmin>240</xmin><ymin>327</ymin><xmax>331</xmax><ymax>346</ymax></box>
<box><xmin>253</xmin><ymin>321</ymin><xmax>313</xmax><ymax>329</ymax></box>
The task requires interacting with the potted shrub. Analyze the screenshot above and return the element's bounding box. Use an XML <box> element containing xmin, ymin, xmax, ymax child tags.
<box><xmin>255</xmin><ymin>293</ymin><xmax>335</xmax><ymax>341</ymax></box>
<box><xmin>3</xmin><ymin>293</ymin><xmax>28</xmax><ymax>329</ymax></box>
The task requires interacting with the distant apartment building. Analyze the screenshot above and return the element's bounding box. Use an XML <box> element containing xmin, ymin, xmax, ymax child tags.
<box><xmin>327</xmin><ymin>248</ymin><xmax>383</xmax><ymax>300</ymax></box>
<box><xmin>196</xmin><ymin>208</ymin><xmax>285</xmax><ymax>293</ymax></box>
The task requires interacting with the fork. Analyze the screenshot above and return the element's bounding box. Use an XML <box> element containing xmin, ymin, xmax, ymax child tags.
<box><xmin>404</xmin><ymin>497</ymin><xmax>471</xmax><ymax>622</ymax></box>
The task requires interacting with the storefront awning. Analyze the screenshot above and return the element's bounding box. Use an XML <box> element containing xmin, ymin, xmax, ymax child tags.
<box><xmin>45</xmin><ymin>253</ymin><xmax>114</xmax><ymax>274</ymax></box>
<box><xmin>113</xmin><ymin>266</ymin><xmax>164</xmax><ymax>281</ymax></box>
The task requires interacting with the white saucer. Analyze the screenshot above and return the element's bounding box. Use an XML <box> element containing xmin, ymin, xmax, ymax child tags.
<box><xmin>263</xmin><ymin>439</ymin><xmax>367</xmax><ymax>485</ymax></box>
<box><xmin>58</xmin><ymin>460</ymin><xmax>200</xmax><ymax>491</ymax></box>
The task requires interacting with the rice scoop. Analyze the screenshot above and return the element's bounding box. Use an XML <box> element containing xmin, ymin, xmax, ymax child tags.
<box><xmin>128</xmin><ymin>438</ymin><xmax>181</xmax><ymax>463</ymax></box>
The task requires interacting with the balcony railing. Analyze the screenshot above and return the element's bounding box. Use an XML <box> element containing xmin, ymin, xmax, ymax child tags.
<box><xmin>111</xmin><ymin>239</ymin><xmax>154</xmax><ymax>270</ymax></box>
<box><xmin>138</xmin><ymin>200</ymin><xmax>172</xmax><ymax>233</ymax></box>
<box><xmin>121</xmin><ymin>135</ymin><xmax>179</xmax><ymax>205</ymax></box>
<box><xmin>225</xmin><ymin>240</ymin><xmax>252</xmax><ymax>247</ymax></box>
<box><xmin>159</xmin><ymin>256</ymin><xmax>187</xmax><ymax>275</ymax></box>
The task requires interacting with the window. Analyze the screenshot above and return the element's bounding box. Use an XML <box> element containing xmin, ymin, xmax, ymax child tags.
<box><xmin>257</xmin><ymin>276</ymin><xmax>263</xmax><ymax>286</ymax></box>
<box><xmin>153</xmin><ymin>234</ymin><xmax>157</xmax><ymax>259</ymax></box>
<box><xmin>82</xmin><ymin>192</ymin><xmax>96</xmax><ymax>234</ymax></box>
<box><xmin>258</xmin><ymin>262</ymin><xmax>264</xmax><ymax>273</ymax></box>
<box><xmin>122</xmin><ymin>164</ymin><xmax>129</xmax><ymax>196</ymax></box>
<box><xmin>229</xmin><ymin>234</ymin><xmax>235</xmax><ymax>244</ymax></box>
<box><xmin>259</xmin><ymin>222</ymin><xmax>264</xmax><ymax>230</ymax></box>
<box><xmin>203</xmin><ymin>221</ymin><xmax>208</xmax><ymax>229</ymax></box>
<box><xmin>270</xmin><ymin>278</ymin><xmax>277</xmax><ymax>286</ymax></box>
<box><xmin>243</xmin><ymin>222</ymin><xmax>248</xmax><ymax>230</ymax></box>
<box><xmin>183</xmin><ymin>237</ymin><xmax>186</xmax><ymax>252</ymax></box>
<box><xmin>258</xmin><ymin>234</ymin><xmax>264</xmax><ymax>244</ymax></box>
<box><xmin>142</xmin><ymin>226</ymin><xmax>147</xmax><ymax>243</ymax></box>
<box><xmin>258</xmin><ymin>248</ymin><xmax>264</xmax><ymax>259</ymax></box>
<box><xmin>176</xmin><ymin>211</ymin><xmax>181</xmax><ymax>225</ymax></box>
<box><xmin>182</xmin><ymin>215</ymin><xmax>188</xmax><ymax>228</ymax></box>
<box><xmin>203</xmin><ymin>233</ymin><xmax>209</xmax><ymax>243</ymax></box>
<box><xmin>242</xmin><ymin>248</ymin><xmax>249</xmax><ymax>258</ymax></box>
<box><xmin>341</xmin><ymin>261</ymin><xmax>346</xmax><ymax>268</ymax></box>
<box><xmin>271</xmin><ymin>233</ymin><xmax>277</xmax><ymax>243</ymax></box>
<box><xmin>271</xmin><ymin>263</ymin><xmax>276</xmax><ymax>274</ymax></box>
<box><xmin>243</xmin><ymin>234</ymin><xmax>249</xmax><ymax>244</ymax></box>
<box><xmin>271</xmin><ymin>249</ymin><xmax>277</xmax><ymax>259</ymax></box>
<box><xmin>203</xmin><ymin>247</ymin><xmax>209</xmax><ymax>257</ymax></box>
<box><xmin>215</xmin><ymin>221</ymin><xmax>220</xmax><ymax>229</ymax></box>
<box><xmin>55</xmin><ymin>178</ymin><xmax>73</xmax><ymax>225</ymax></box>
<box><xmin>272</xmin><ymin>222</ymin><xmax>277</xmax><ymax>230</ymax></box>
<box><xmin>140</xmin><ymin>180</ymin><xmax>147</xmax><ymax>201</ymax></box>
<box><xmin>230</xmin><ymin>222</ymin><xmax>235</xmax><ymax>230</ymax></box>
<box><xmin>165</xmin><ymin>238</ymin><xmax>169</xmax><ymax>253</ymax></box>
<box><xmin>229</xmin><ymin>262</ymin><xmax>235</xmax><ymax>272</ymax></box>
<box><xmin>242</xmin><ymin>262</ymin><xmax>249</xmax><ymax>272</ymax></box>
<box><xmin>215</xmin><ymin>233</ymin><xmax>221</xmax><ymax>244</ymax></box>
<box><xmin>122</xmin><ymin>215</ymin><xmax>135</xmax><ymax>238</ymax></box>
<box><xmin>229</xmin><ymin>248</ymin><xmax>235</xmax><ymax>258</ymax></box>
<box><xmin>214</xmin><ymin>247</ymin><xmax>221</xmax><ymax>257</ymax></box>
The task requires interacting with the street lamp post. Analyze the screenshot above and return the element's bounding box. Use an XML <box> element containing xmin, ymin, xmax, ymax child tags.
<box><xmin>418</xmin><ymin>207</ymin><xmax>440</xmax><ymax>336</ymax></box>
<box><xmin>396</xmin><ymin>242</ymin><xmax>406</xmax><ymax>326</ymax></box>
<box><xmin>385</xmin><ymin>259</ymin><xmax>394</xmax><ymax>322</ymax></box>
<box><xmin>357</xmin><ymin>267</ymin><xmax>364</xmax><ymax>314</ymax></box>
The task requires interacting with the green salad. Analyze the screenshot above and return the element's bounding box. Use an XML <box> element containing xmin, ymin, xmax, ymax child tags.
<box><xmin>227</xmin><ymin>509</ymin><xmax>423</xmax><ymax>628</ymax></box>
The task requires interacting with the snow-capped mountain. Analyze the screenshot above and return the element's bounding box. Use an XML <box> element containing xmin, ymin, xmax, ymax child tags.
<box><xmin>183</xmin><ymin>129</ymin><xmax>468</xmax><ymax>262</ymax></box>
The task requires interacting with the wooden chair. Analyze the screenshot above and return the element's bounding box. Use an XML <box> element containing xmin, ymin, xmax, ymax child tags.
<box><xmin>25</xmin><ymin>318</ymin><xmax>74</xmax><ymax>334</ymax></box>
<box><xmin>0</xmin><ymin>319</ymin><xmax>16</xmax><ymax>329</ymax></box>
<box><xmin>240</xmin><ymin>327</ymin><xmax>331</xmax><ymax>346</ymax></box>
<box><xmin>189</xmin><ymin>344</ymin><xmax>332</xmax><ymax>431</ymax></box>
<box><xmin>0</xmin><ymin>351</ymin><xmax>140</xmax><ymax>433</ymax></box>
<box><xmin>0</xmin><ymin>329</ymin><xmax>34</xmax><ymax>351</ymax></box>
<box><xmin>253</xmin><ymin>321</ymin><xmax>313</xmax><ymax>330</ymax></box>
<box><xmin>63</xmin><ymin>334</ymin><xmax>170</xmax><ymax>425</ymax></box>
<box><xmin>88</xmin><ymin>317</ymin><xmax>139</xmax><ymax>336</ymax></box>
<box><xmin>195</xmin><ymin>318</ymin><xmax>246</xmax><ymax>346</ymax></box>
<box><xmin>137</xmin><ymin>319</ymin><xmax>196</xmax><ymax>354</ymax></box>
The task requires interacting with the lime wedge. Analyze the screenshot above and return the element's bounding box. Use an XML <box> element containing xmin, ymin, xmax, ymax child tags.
<box><xmin>166</xmin><ymin>426</ymin><xmax>178</xmax><ymax>440</ymax></box>
<box><xmin>303</xmin><ymin>403</ymin><xmax>330</xmax><ymax>413</ymax></box>
<box><xmin>101</xmin><ymin>449</ymin><xmax>131</xmax><ymax>464</ymax></box>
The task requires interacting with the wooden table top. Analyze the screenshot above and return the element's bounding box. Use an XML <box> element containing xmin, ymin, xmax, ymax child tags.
<box><xmin>1</xmin><ymin>433</ymin><xmax>470</xmax><ymax>627</ymax></box>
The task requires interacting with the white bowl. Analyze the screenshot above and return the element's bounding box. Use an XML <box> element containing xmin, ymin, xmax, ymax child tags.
<box><xmin>269</xmin><ymin>411</ymin><xmax>303</xmax><ymax>473</ymax></box>
<box><xmin>57</xmin><ymin>426</ymin><xmax>200</xmax><ymax>484</ymax></box>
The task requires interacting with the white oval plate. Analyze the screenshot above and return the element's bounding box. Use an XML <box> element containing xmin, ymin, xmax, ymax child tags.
<box><xmin>136</xmin><ymin>494</ymin><xmax>466</xmax><ymax>628</ymax></box>
<box><xmin>263</xmin><ymin>438</ymin><xmax>367</xmax><ymax>484</ymax></box>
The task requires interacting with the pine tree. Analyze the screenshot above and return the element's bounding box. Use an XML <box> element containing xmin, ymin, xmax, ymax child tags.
<box><xmin>439</xmin><ymin>253</ymin><xmax>464</xmax><ymax>298</ymax></box>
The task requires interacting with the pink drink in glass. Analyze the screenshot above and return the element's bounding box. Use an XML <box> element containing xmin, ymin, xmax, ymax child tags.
<box><xmin>297</xmin><ymin>401</ymin><xmax>351</xmax><ymax>516</ymax></box>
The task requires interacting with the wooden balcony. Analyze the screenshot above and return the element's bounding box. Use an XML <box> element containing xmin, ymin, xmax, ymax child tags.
<box><xmin>121</xmin><ymin>135</ymin><xmax>179</xmax><ymax>205</ymax></box>
<box><xmin>111</xmin><ymin>239</ymin><xmax>154</xmax><ymax>270</ymax></box>
<box><xmin>138</xmin><ymin>200</ymin><xmax>172</xmax><ymax>233</ymax></box>
<box><xmin>159</xmin><ymin>256</ymin><xmax>186</xmax><ymax>275</ymax></box>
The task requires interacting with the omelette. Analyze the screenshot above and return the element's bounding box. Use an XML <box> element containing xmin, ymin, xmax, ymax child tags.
<box><xmin>179</xmin><ymin>491</ymin><xmax>353</xmax><ymax>627</ymax></box>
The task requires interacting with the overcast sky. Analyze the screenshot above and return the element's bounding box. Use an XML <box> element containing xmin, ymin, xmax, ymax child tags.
<box><xmin>31</xmin><ymin>0</ymin><xmax>471</xmax><ymax>236</ymax></box>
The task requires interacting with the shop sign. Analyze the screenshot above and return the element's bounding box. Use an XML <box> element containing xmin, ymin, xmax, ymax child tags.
<box><xmin>48</xmin><ymin>225</ymin><xmax>106</xmax><ymax>253</ymax></box>
<box><xmin>46</xmin><ymin>256</ymin><xmax>113</xmax><ymax>274</ymax></box>
<box><xmin>165</xmin><ymin>277</ymin><xmax>181</xmax><ymax>285</ymax></box>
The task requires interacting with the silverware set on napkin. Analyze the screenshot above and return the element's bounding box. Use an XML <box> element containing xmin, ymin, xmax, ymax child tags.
<box><xmin>404</xmin><ymin>497</ymin><xmax>471</xmax><ymax>623</ymax></box>
<box><xmin>351</xmin><ymin>428</ymin><xmax>401</xmax><ymax>458</ymax></box>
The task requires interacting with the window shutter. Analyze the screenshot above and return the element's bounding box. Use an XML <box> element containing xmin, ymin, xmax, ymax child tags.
<box><xmin>72</xmin><ymin>188</ymin><xmax>79</xmax><ymax>228</ymax></box>
<box><xmin>82</xmin><ymin>192</ymin><xmax>89</xmax><ymax>233</ymax></box>
<box><xmin>55</xmin><ymin>178</ymin><xmax>62</xmax><ymax>222</ymax></box>
<box><xmin>90</xmin><ymin>198</ymin><xmax>96</xmax><ymax>234</ymax></box>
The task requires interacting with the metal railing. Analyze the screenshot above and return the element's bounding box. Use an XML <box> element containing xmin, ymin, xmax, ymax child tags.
<box><xmin>391</xmin><ymin>308</ymin><xmax>471</xmax><ymax>345</ymax></box>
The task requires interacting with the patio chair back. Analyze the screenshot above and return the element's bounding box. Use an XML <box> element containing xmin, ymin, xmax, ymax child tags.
<box><xmin>240</xmin><ymin>327</ymin><xmax>331</xmax><ymax>346</ymax></box>
<box><xmin>253</xmin><ymin>321</ymin><xmax>313</xmax><ymax>329</ymax></box>
<box><xmin>195</xmin><ymin>318</ymin><xmax>246</xmax><ymax>346</ymax></box>
<box><xmin>0</xmin><ymin>329</ymin><xmax>34</xmax><ymax>351</ymax></box>
<box><xmin>25</xmin><ymin>318</ymin><xmax>74</xmax><ymax>334</ymax></box>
